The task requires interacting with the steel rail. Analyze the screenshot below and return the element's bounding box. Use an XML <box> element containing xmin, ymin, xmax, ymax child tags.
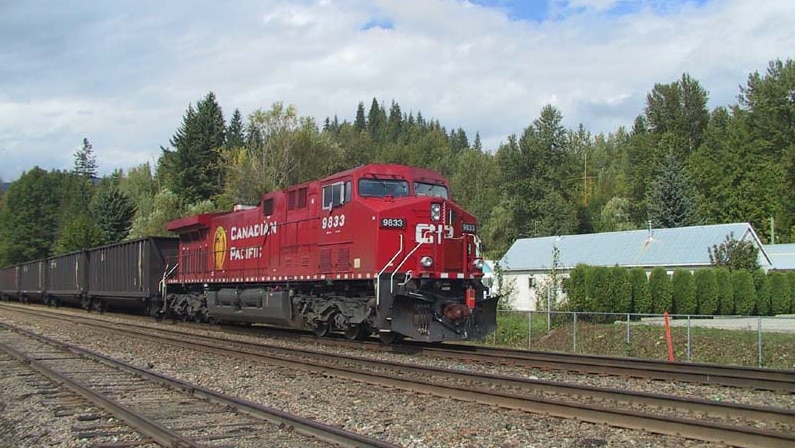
<box><xmin>0</xmin><ymin>320</ymin><xmax>399</xmax><ymax>448</ymax></box>
<box><xmin>0</xmin><ymin>324</ymin><xmax>199</xmax><ymax>448</ymax></box>
<box><xmin>29</xmin><ymin>311</ymin><xmax>793</xmax><ymax>448</ymax></box>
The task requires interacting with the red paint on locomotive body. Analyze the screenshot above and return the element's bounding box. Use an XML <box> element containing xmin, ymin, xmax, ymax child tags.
<box><xmin>164</xmin><ymin>164</ymin><xmax>498</xmax><ymax>342</ymax></box>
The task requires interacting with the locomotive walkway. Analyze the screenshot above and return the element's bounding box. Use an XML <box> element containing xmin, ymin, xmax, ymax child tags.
<box><xmin>3</xmin><ymin>304</ymin><xmax>793</xmax><ymax>448</ymax></box>
<box><xmin>0</xmin><ymin>320</ymin><xmax>398</xmax><ymax>448</ymax></box>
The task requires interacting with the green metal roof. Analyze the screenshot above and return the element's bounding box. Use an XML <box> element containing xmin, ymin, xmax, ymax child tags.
<box><xmin>499</xmin><ymin>223</ymin><xmax>772</xmax><ymax>272</ymax></box>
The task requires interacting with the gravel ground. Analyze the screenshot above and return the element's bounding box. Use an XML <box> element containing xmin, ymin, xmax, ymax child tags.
<box><xmin>0</xmin><ymin>307</ymin><xmax>735</xmax><ymax>448</ymax></box>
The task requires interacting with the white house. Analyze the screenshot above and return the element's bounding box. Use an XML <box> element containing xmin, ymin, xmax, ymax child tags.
<box><xmin>497</xmin><ymin>223</ymin><xmax>772</xmax><ymax>311</ymax></box>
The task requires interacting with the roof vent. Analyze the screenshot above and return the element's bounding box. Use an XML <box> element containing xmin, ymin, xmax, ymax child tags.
<box><xmin>646</xmin><ymin>220</ymin><xmax>654</xmax><ymax>242</ymax></box>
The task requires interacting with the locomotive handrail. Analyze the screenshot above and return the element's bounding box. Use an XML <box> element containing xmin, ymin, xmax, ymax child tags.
<box><xmin>390</xmin><ymin>228</ymin><xmax>433</xmax><ymax>293</ymax></box>
<box><xmin>159</xmin><ymin>263</ymin><xmax>179</xmax><ymax>313</ymax></box>
<box><xmin>375</xmin><ymin>234</ymin><xmax>403</xmax><ymax>306</ymax></box>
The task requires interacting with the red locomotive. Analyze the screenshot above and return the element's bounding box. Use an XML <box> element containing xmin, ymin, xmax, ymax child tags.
<box><xmin>164</xmin><ymin>164</ymin><xmax>498</xmax><ymax>342</ymax></box>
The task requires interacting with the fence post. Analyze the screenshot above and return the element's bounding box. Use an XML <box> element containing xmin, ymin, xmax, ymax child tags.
<box><xmin>626</xmin><ymin>313</ymin><xmax>631</xmax><ymax>356</ymax></box>
<box><xmin>686</xmin><ymin>315</ymin><xmax>691</xmax><ymax>362</ymax></box>
<box><xmin>573</xmin><ymin>312</ymin><xmax>577</xmax><ymax>353</ymax></box>
<box><xmin>528</xmin><ymin>311</ymin><xmax>532</xmax><ymax>349</ymax></box>
<box><xmin>758</xmin><ymin>316</ymin><xmax>763</xmax><ymax>368</ymax></box>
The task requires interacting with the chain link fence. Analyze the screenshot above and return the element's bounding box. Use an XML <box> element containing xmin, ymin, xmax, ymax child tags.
<box><xmin>489</xmin><ymin>310</ymin><xmax>795</xmax><ymax>369</ymax></box>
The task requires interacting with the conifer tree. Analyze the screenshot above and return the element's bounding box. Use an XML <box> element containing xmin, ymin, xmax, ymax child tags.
<box><xmin>159</xmin><ymin>92</ymin><xmax>226</xmax><ymax>203</ymax></box>
<box><xmin>646</xmin><ymin>153</ymin><xmax>696</xmax><ymax>228</ymax></box>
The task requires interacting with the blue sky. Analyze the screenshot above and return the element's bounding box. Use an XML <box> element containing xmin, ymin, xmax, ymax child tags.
<box><xmin>1</xmin><ymin>0</ymin><xmax>793</xmax><ymax>182</ymax></box>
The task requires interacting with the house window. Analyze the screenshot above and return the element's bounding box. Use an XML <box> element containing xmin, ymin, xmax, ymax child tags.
<box><xmin>528</xmin><ymin>277</ymin><xmax>535</xmax><ymax>288</ymax></box>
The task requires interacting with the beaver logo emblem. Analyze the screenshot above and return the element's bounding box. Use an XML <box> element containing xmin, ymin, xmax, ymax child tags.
<box><xmin>213</xmin><ymin>226</ymin><xmax>227</xmax><ymax>270</ymax></box>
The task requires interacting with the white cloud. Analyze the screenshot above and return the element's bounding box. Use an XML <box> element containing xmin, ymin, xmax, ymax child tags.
<box><xmin>1</xmin><ymin>0</ymin><xmax>794</xmax><ymax>181</ymax></box>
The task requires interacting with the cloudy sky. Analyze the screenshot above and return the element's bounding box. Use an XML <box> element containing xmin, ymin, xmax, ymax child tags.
<box><xmin>1</xmin><ymin>0</ymin><xmax>793</xmax><ymax>182</ymax></box>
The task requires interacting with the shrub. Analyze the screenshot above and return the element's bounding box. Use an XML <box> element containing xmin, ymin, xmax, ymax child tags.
<box><xmin>788</xmin><ymin>272</ymin><xmax>795</xmax><ymax>313</ymax></box>
<box><xmin>589</xmin><ymin>266</ymin><xmax>612</xmax><ymax>312</ymax></box>
<box><xmin>630</xmin><ymin>268</ymin><xmax>651</xmax><ymax>314</ymax></box>
<box><xmin>672</xmin><ymin>269</ymin><xmax>696</xmax><ymax>315</ymax></box>
<box><xmin>753</xmin><ymin>270</ymin><xmax>771</xmax><ymax>316</ymax></box>
<box><xmin>611</xmin><ymin>266</ymin><xmax>632</xmax><ymax>313</ymax></box>
<box><xmin>694</xmin><ymin>269</ymin><xmax>718</xmax><ymax>315</ymax></box>
<box><xmin>715</xmin><ymin>268</ymin><xmax>734</xmax><ymax>315</ymax></box>
<box><xmin>649</xmin><ymin>267</ymin><xmax>672</xmax><ymax>314</ymax></box>
<box><xmin>769</xmin><ymin>272</ymin><xmax>790</xmax><ymax>315</ymax></box>
<box><xmin>566</xmin><ymin>264</ymin><xmax>590</xmax><ymax>311</ymax></box>
<box><xmin>732</xmin><ymin>270</ymin><xmax>756</xmax><ymax>315</ymax></box>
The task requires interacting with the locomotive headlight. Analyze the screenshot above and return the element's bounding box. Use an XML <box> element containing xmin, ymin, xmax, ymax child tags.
<box><xmin>473</xmin><ymin>258</ymin><xmax>484</xmax><ymax>270</ymax></box>
<box><xmin>430</xmin><ymin>203</ymin><xmax>442</xmax><ymax>222</ymax></box>
<box><xmin>420</xmin><ymin>256</ymin><xmax>434</xmax><ymax>268</ymax></box>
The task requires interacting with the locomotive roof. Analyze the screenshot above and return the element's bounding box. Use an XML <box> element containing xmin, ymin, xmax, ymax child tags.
<box><xmin>302</xmin><ymin>164</ymin><xmax>447</xmax><ymax>185</ymax></box>
<box><xmin>165</xmin><ymin>164</ymin><xmax>449</xmax><ymax>234</ymax></box>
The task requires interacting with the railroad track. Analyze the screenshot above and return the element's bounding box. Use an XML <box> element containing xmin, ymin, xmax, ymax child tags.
<box><xmin>241</xmin><ymin>325</ymin><xmax>795</xmax><ymax>392</ymax></box>
<box><xmin>0</xmin><ymin>320</ymin><xmax>398</xmax><ymax>448</ymax></box>
<box><xmin>3</xmin><ymin>305</ymin><xmax>793</xmax><ymax>448</ymax></box>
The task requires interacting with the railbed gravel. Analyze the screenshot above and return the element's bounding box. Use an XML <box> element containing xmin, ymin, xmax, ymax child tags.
<box><xmin>0</xmin><ymin>307</ymin><xmax>742</xmax><ymax>448</ymax></box>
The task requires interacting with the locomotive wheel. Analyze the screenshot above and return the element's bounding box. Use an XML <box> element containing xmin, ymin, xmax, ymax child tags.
<box><xmin>313</xmin><ymin>321</ymin><xmax>330</xmax><ymax>338</ymax></box>
<box><xmin>344</xmin><ymin>324</ymin><xmax>368</xmax><ymax>341</ymax></box>
<box><xmin>91</xmin><ymin>300</ymin><xmax>105</xmax><ymax>313</ymax></box>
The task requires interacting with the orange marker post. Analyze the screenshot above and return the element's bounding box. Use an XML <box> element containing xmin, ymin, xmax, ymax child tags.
<box><xmin>664</xmin><ymin>311</ymin><xmax>675</xmax><ymax>362</ymax></box>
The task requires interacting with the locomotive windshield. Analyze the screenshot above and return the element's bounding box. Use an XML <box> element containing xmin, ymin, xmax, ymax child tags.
<box><xmin>414</xmin><ymin>182</ymin><xmax>448</xmax><ymax>199</ymax></box>
<box><xmin>358</xmin><ymin>179</ymin><xmax>410</xmax><ymax>198</ymax></box>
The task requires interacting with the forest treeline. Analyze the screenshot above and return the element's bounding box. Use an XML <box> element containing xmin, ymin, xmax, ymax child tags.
<box><xmin>1</xmin><ymin>58</ymin><xmax>794</xmax><ymax>266</ymax></box>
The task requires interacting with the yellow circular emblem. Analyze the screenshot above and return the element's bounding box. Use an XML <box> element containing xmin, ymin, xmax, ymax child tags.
<box><xmin>213</xmin><ymin>226</ymin><xmax>227</xmax><ymax>270</ymax></box>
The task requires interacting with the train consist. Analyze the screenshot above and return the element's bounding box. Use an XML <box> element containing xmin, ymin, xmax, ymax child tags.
<box><xmin>0</xmin><ymin>164</ymin><xmax>498</xmax><ymax>343</ymax></box>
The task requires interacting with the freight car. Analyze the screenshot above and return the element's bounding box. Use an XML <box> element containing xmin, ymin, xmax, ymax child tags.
<box><xmin>0</xmin><ymin>237</ymin><xmax>178</xmax><ymax>312</ymax></box>
<box><xmin>162</xmin><ymin>164</ymin><xmax>498</xmax><ymax>343</ymax></box>
<box><xmin>0</xmin><ymin>265</ymin><xmax>19</xmax><ymax>301</ymax></box>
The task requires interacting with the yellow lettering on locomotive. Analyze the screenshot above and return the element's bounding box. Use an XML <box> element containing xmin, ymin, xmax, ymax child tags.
<box><xmin>213</xmin><ymin>226</ymin><xmax>227</xmax><ymax>270</ymax></box>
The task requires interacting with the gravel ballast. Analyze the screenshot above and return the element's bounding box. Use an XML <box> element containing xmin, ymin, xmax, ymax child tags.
<box><xmin>0</xmin><ymin>307</ymin><xmax>747</xmax><ymax>447</ymax></box>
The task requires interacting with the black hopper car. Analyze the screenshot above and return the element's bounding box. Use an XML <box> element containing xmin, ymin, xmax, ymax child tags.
<box><xmin>0</xmin><ymin>237</ymin><xmax>178</xmax><ymax>313</ymax></box>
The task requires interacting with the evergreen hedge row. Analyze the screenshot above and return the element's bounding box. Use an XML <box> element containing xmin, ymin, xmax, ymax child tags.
<box><xmin>563</xmin><ymin>265</ymin><xmax>794</xmax><ymax>316</ymax></box>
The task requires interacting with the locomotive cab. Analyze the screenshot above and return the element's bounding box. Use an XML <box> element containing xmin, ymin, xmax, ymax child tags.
<box><xmin>350</xmin><ymin>168</ymin><xmax>498</xmax><ymax>342</ymax></box>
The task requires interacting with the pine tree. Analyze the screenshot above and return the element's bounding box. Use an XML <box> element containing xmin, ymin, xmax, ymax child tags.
<box><xmin>159</xmin><ymin>92</ymin><xmax>226</xmax><ymax>203</ymax></box>
<box><xmin>646</xmin><ymin>153</ymin><xmax>697</xmax><ymax>228</ymax></box>
<box><xmin>225</xmin><ymin>108</ymin><xmax>245</xmax><ymax>149</ymax></box>
<box><xmin>352</xmin><ymin>101</ymin><xmax>366</xmax><ymax>132</ymax></box>
<box><xmin>90</xmin><ymin>185</ymin><xmax>135</xmax><ymax>244</ymax></box>
<box><xmin>0</xmin><ymin>167</ymin><xmax>61</xmax><ymax>263</ymax></box>
<box><xmin>73</xmin><ymin>138</ymin><xmax>98</xmax><ymax>178</ymax></box>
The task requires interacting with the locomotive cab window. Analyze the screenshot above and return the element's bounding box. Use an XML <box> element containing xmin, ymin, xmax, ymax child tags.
<box><xmin>414</xmin><ymin>182</ymin><xmax>448</xmax><ymax>199</ymax></box>
<box><xmin>358</xmin><ymin>179</ymin><xmax>409</xmax><ymax>198</ymax></box>
<box><xmin>322</xmin><ymin>181</ymin><xmax>350</xmax><ymax>210</ymax></box>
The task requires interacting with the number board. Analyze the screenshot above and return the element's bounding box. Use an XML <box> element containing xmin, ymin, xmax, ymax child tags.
<box><xmin>462</xmin><ymin>222</ymin><xmax>477</xmax><ymax>233</ymax></box>
<box><xmin>380</xmin><ymin>218</ymin><xmax>406</xmax><ymax>229</ymax></box>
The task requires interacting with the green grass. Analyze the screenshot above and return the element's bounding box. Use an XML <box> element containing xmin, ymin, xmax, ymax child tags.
<box><xmin>487</xmin><ymin>313</ymin><xmax>795</xmax><ymax>370</ymax></box>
